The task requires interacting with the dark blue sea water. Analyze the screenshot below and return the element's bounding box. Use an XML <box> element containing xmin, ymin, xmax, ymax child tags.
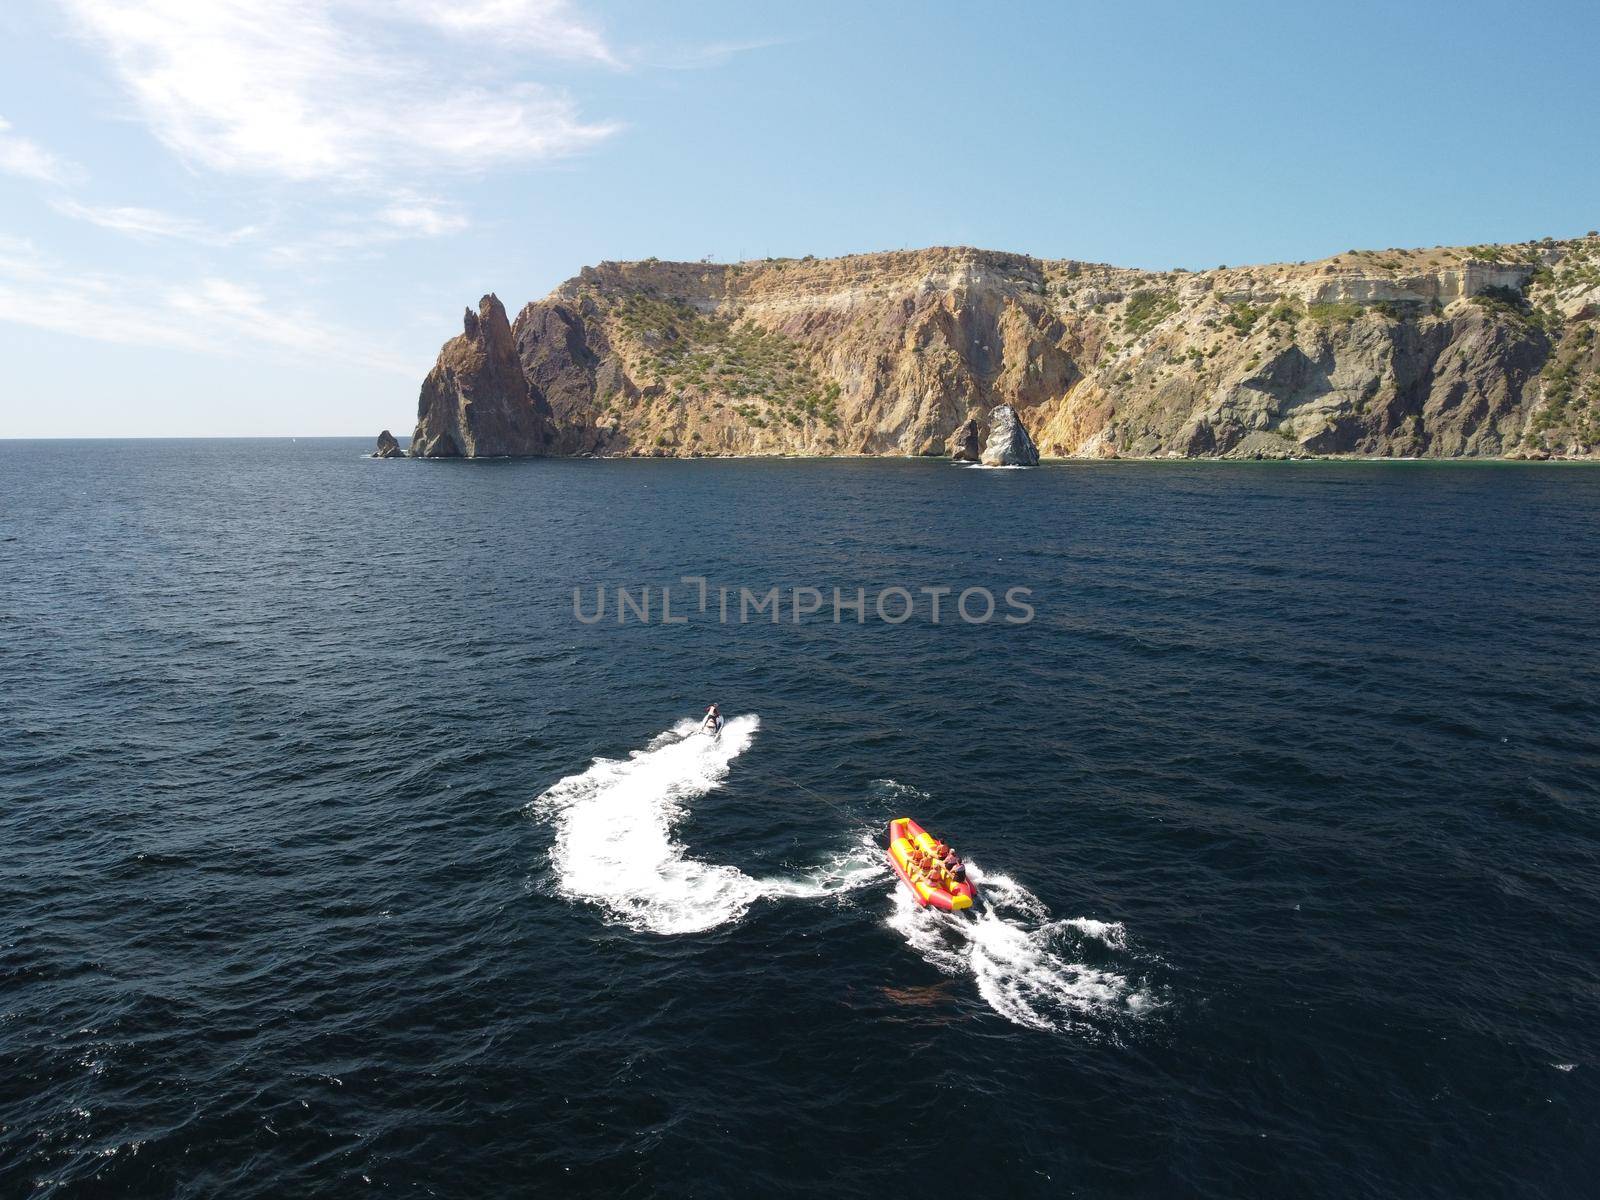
<box><xmin>3</xmin><ymin>439</ymin><xmax>1598</xmax><ymax>1198</ymax></box>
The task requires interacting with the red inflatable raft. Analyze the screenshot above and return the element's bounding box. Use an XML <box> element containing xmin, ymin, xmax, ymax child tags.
<box><xmin>887</xmin><ymin>817</ymin><xmax>976</xmax><ymax>912</ymax></box>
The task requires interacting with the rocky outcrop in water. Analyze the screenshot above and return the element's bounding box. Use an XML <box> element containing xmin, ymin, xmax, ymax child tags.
<box><xmin>409</xmin><ymin>236</ymin><xmax>1600</xmax><ymax>459</ymax></box>
<box><xmin>948</xmin><ymin>418</ymin><xmax>982</xmax><ymax>462</ymax></box>
<box><xmin>372</xmin><ymin>429</ymin><xmax>404</xmax><ymax>458</ymax></box>
<box><xmin>980</xmin><ymin>405</ymin><xmax>1040</xmax><ymax>466</ymax></box>
<box><xmin>410</xmin><ymin>294</ymin><xmax>553</xmax><ymax>458</ymax></box>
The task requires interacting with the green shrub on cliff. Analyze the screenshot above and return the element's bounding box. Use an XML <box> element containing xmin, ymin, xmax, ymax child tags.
<box><xmin>1473</xmin><ymin>285</ymin><xmax>1527</xmax><ymax>315</ymax></box>
<box><xmin>1471</xmin><ymin>285</ymin><xmax>1563</xmax><ymax>334</ymax></box>
<box><xmin>617</xmin><ymin>294</ymin><xmax>826</xmax><ymax>410</ymax></box>
<box><xmin>1122</xmin><ymin>290</ymin><xmax>1178</xmax><ymax>337</ymax></box>
<box><xmin>1224</xmin><ymin>302</ymin><xmax>1261</xmax><ymax>335</ymax></box>
<box><xmin>1306</xmin><ymin>301</ymin><xmax>1363</xmax><ymax>323</ymax></box>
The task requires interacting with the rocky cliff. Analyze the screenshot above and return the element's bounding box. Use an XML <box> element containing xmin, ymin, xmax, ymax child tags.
<box><xmin>411</xmin><ymin>294</ymin><xmax>553</xmax><ymax>457</ymax></box>
<box><xmin>407</xmin><ymin>235</ymin><xmax>1600</xmax><ymax>460</ymax></box>
<box><xmin>981</xmin><ymin>405</ymin><xmax>1040</xmax><ymax>466</ymax></box>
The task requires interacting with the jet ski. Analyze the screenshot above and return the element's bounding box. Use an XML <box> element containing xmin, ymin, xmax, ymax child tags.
<box><xmin>887</xmin><ymin>817</ymin><xmax>976</xmax><ymax>912</ymax></box>
<box><xmin>700</xmin><ymin>712</ymin><xmax>724</xmax><ymax>739</ymax></box>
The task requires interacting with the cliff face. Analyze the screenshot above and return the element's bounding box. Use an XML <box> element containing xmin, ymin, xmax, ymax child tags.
<box><xmin>409</xmin><ymin>236</ymin><xmax>1600</xmax><ymax>459</ymax></box>
<box><xmin>411</xmin><ymin>294</ymin><xmax>553</xmax><ymax>458</ymax></box>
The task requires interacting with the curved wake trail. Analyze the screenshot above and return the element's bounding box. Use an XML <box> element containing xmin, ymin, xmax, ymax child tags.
<box><xmin>886</xmin><ymin>866</ymin><xmax>1154</xmax><ymax>1033</ymax></box>
<box><xmin>531</xmin><ymin>717</ymin><xmax>882</xmax><ymax>934</ymax></box>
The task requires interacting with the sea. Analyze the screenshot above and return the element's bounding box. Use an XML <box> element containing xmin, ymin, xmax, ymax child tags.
<box><xmin>2</xmin><ymin>439</ymin><xmax>1597</xmax><ymax>1198</ymax></box>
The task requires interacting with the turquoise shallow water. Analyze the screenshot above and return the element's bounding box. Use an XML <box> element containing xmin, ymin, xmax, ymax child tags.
<box><xmin>2</xmin><ymin>440</ymin><xmax>1598</xmax><ymax>1197</ymax></box>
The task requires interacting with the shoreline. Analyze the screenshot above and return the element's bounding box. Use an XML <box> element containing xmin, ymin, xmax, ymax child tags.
<box><xmin>4</xmin><ymin>437</ymin><xmax>1595</xmax><ymax>464</ymax></box>
<box><xmin>386</xmin><ymin>449</ymin><xmax>1600</xmax><ymax>466</ymax></box>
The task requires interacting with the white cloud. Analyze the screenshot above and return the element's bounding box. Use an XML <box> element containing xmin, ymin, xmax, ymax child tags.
<box><xmin>261</xmin><ymin>196</ymin><xmax>470</xmax><ymax>264</ymax></box>
<box><xmin>0</xmin><ymin>239</ymin><xmax>413</xmax><ymax>373</ymax></box>
<box><xmin>375</xmin><ymin>201</ymin><xmax>470</xmax><ymax>238</ymax></box>
<box><xmin>0</xmin><ymin>116</ymin><xmax>81</xmax><ymax>186</ymax></box>
<box><xmin>641</xmin><ymin>37</ymin><xmax>793</xmax><ymax>71</ymax></box>
<box><xmin>380</xmin><ymin>0</ymin><xmax>621</xmax><ymax>64</ymax></box>
<box><xmin>60</xmin><ymin>0</ymin><xmax>622</xmax><ymax>186</ymax></box>
<box><xmin>52</xmin><ymin>198</ymin><xmax>257</xmax><ymax>245</ymax></box>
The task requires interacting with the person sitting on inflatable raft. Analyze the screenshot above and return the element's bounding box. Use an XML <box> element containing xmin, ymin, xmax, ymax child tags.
<box><xmin>887</xmin><ymin>817</ymin><xmax>977</xmax><ymax>911</ymax></box>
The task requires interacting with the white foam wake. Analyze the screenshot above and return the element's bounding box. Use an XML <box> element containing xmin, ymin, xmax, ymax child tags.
<box><xmin>531</xmin><ymin>717</ymin><xmax>884</xmax><ymax>934</ymax></box>
<box><xmin>770</xmin><ymin>831</ymin><xmax>893</xmax><ymax>900</ymax></box>
<box><xmin>885</xmin><ymin>865</ymin><xmax>1152</xmax><ymax>1033</ymax></box>
<box><xmin>531</xmin><ymin>715</ymin><xmax>761</xmax><ymax>933</ymax></box>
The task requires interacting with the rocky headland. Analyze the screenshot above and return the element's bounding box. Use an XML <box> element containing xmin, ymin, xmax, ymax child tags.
<box><xmin>398</xmin><ymin>235</ymin><xmax>1600</xmax><ymax>461</ymax></box>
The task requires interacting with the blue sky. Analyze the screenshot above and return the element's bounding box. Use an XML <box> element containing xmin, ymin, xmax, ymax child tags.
<box><xmin>1</xmin><ymin>0</ymin><xmax>1595</xmax><ymax>437</ymax></box>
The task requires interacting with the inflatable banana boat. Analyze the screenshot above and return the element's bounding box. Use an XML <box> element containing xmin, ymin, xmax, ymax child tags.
<box><xmin>887</xmin><ymin>817</ymin><xmax>976</xmax><ymax>911</ymax></box>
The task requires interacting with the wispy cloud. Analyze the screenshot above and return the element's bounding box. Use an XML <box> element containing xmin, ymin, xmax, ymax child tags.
<box><xmin>51</xmin><ymin>198</ymin><xmax>257</xmax><ymax>245</ymax></box>
<box><xmin>0</xmin><ymin>238</ymin><xmax>413</xmax><ymax>373</ymax></box>
<box><xmin>380</xmin><ymin>0</ymin><xmax>622</xmax><ymax>65</ymax></box>
<box><xmin>262</xmin><ymin>197</ymin><xmax>470</xmax><ymax>264</ymax></box>
<box><xmin>374</xmin><ymin>200</ymin><xmax>470</xmax><ymax>238</ymax></box>
<box><xmin>638</xmin><ymin>36</ymin><xmax>794</xmax><ymax>71</ymax></box>
<box><xmin>4</xmin><ymin>0</ymin><xmax>792</xmax><ymax>403</ymax></box>
<box><xmin>59</xmin><ymin>0</ymin><xmax>622</xmax><ymax>186</ymax></box>
<box><xmin>0</xmin><ymin>116</ymin><xmax>82</xmax><ymax>186</ymax></box>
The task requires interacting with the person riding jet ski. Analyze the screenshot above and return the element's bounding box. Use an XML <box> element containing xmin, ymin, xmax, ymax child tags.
<box><xmin>701</xmin><ymin>704</ymin><xmax>724</xmax><ymax>737</ymax></box>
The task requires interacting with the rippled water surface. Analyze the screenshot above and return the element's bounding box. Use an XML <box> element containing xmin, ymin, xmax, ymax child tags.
<box><xmin>3</xmin><ymin>440</ymin><xmax>1598</xmax><ymax>1198</ymax></box>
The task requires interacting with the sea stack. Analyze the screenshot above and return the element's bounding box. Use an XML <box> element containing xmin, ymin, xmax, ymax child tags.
<box><xmin>980</xmin><ymin>405</ymin><xmax>1040</xmax><ymax>466</ymax></box>
<box><xmin>410</xmin><ymin>294</ymin><xmax>554</xmax><ymax>458</ymax></box>
<box><xmin>948</xmin><ymin>418</ymin><xmax>982</xmax><ymax>462</ymax></box>
<box><xmin>372</xmin><ymin>429</ymin><xmax>404</xmax><ymax>458</ymax></box>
